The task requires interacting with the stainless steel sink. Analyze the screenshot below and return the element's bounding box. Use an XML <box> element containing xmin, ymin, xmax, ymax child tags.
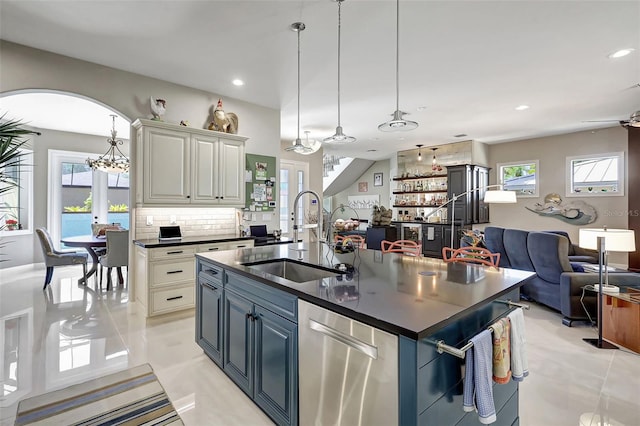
<box><xmin>244</xmin><ymin>259</ymin><xmax>342</xmax><ymax>283</ymax></box>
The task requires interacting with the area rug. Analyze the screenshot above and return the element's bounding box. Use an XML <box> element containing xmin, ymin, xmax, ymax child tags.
<box><xmin>14</xmin><ymin>363</ymin><xmax>183</xmax><ymax>425</ymax></box>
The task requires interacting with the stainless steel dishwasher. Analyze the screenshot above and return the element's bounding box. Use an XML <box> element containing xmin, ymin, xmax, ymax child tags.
<box><xmin>298</xmin><ymin>300</ymin><xmax>398</xmax><ymax>426</ymax></box>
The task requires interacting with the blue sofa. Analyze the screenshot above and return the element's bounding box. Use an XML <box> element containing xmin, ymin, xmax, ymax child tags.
<box><xmin>483</xmin><ymin>227</ymin><xmax>609</xmax><ymax>325</ymax></box>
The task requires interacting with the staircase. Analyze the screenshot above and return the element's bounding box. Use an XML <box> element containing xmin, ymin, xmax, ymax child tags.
<box><xmin>323</xmin><ymin>155</ymin><xmax>374</xmax><ymax>197</ymax></box>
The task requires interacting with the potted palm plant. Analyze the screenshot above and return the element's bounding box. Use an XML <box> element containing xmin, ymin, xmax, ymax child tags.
<box><xmin>0</xmin><ymin>115</ymin><xmax>39</xmax><ymax>234</ymax></box>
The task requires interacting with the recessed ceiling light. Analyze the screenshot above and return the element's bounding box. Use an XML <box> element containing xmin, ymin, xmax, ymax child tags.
<box><xmin>417</xmin><ymin>106</ymin><xmax>427</xmax><ymax>111</ymax></box>
<box><xmin>515</xmin><ymin>105</ymin><xmax>530</xmax><ymax>111</ymax></box>
<box><xmin>232</xmin><ymin>79</ymin><xmax>244</xmax><ymax>86</ymax></box>
<box><xmin>608</xmin><ymin>48</ymin><xmax>634</xmax><ymax>59</ymax></box>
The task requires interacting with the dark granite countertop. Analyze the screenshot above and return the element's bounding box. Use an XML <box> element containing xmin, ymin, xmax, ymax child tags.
<box><xmin>392</xmin><ymin>220</ymin><xmax>456</xmax><ymax>225</ymax></box>
<box><xmin>134</xmin><ymin>234</ymin><xmax>253</xmax><ymax>248</ymax></box>
<box><xmin>134</xmin><ymin>234</ymin><xmax>296</xmax><ymax>249</ymax></box>
<box><xmin>196</xmin><ymin>243</ymin><xmax>534</xmax><ymax>340</ymax></box>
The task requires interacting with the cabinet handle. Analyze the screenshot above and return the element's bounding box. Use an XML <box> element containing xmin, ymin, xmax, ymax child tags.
<box><xmin>206</xmin><ymin>269</ymin><xmax>218</xmax><ymax>275</ymax></box>
<box><xmin>166</xmin><ymin>296</ymin><xmax>183</xmax><ymax>301</ymax></box>
<box><xmin>167</xmin><ymin>270</ymin><xmax>184</xmax><ymax>274</ymax></box>
<box><xmin>201</xmin><ymin>281</ymin><xmax>217</xmax><ymax>291</ymax></box>
<box><xmin>187</xmin><ymin>195</ymin><xmax>191</xmax><ymax>199</ymax></box>
<box><xmin>245</xmin><ymin>312</ymin><xmax>255</xmax><ymax>322</ymax></box>
<box><xmin>236</xmin><ymin>245</ymin><xmax>246</xmax><ymax>248</ymax></box>
<box><xmin>167</xmin><ymin>250</ymin><xmax>184</xmax><ymax>255</ymax></box>
<box><xmin>215</xmin><ymin>196</ymin><xmax>220</xmax><ymax>199</ymax></box>
<box><xmin>220</xmin><ymin>197</ymin><xmax>224</xmax><ymax>199</ymax></box>
<box><xmin>208</xmin><ymin>247</ymin><xmax>220</xmax><ymax>251</ymax></box>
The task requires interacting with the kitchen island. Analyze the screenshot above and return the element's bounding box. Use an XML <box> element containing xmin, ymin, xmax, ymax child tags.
<box><xmin>195</xmin><ymin>243</ymin><xmax>534</xmax><ymax>425</ymax></box>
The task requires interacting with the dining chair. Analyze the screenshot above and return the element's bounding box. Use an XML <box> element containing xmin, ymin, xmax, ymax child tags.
<box><xmin>99</xmin><ymin>229</ymin><xmax>129</xmax><ymax>290</ymax></box>
<box><xmin>36</xmin><ymin>227</ymin><xmax>88</xmax><ymax>289</ymax></box>
<box><xmin>442</xmin><ymin>246</ymin><xmax>501</xmax><ymax>268</ymax></box>
<box><xmin>380</xmin><ymin>239</ymin><xmax>422</xmax><ymax>256</ymax></box>
<box><xmin>334</xmin><ymin>234</ymin><xmax>366</xmax><ymax>249</ymax></box>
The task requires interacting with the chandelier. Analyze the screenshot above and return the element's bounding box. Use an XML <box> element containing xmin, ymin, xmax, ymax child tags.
<box><xmin>86</xmin><ymin>115</ymin><xmax>129</xmax><ymax>173</ymax></box>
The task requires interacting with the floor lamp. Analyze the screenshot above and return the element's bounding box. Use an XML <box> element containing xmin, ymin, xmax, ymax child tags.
<box><xmin>578</xmin><ymin>227</ymin><xmax>636</xmax><ymax>349</ymax></box>
<box><xmin>426</xmin><ymin>185</ymin><xmax>517</xmax><ymax>248</ymax></box>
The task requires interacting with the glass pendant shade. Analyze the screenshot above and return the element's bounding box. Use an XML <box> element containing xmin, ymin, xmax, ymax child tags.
<box><xmin>86</xmin><ymin>115</ymin><xmax>129</xmax><ymax>173</ymax></box>
<box><xmin>379</xmin><ymin>110</ymin><xmax>418</xmax><ymax>132</ymax></box>
<box><xmin>299</xmin><ymin>131</ymin><xmax>322</xmax><ymax>155</ymax></box>
<box><xmin>379</xmin><ymin>0</ymin><xmax>418</xmax><ymax>132</ymax></box>
<box><xmin>286</xmin><ymin>137</ymin><xmax>313</xmax><ymax>153</ymax></box>
<box><xmin>324</xmin><ymin>0</ymin><xmax>355</xmax><ymax>144</ymax></box>
<box><xmin>324</xmin><ymin>126</ymin><xmax>356</xmax><ymax>144</ymax></box>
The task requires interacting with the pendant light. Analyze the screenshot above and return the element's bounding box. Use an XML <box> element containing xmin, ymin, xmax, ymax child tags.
<box><xmin>323</xmin><ymin>0</ymin><xmax>356</xmax><ymax>144</ymax></box>
<box><xmin>378</xmin><ymin>0</ymin><xmax>418</xmax><ymax>132</ymax></box>
<box><xmin>299</xmin><ymin>130</ymin><xmax>322</xmax><ymax>155</ymax></box>
<box><xmin>432</xmin><ymin>147</ymin><xmax>442</xmax><ymax>171</ymax></box>
<box><xmin>86</xmin><ymin>114</ymin><xmax>129</xmax><ymax>173</ymax></box>
<box><xmin>286</xmin><ymin>22</ymin><xmax>314</xmax><ymax>153</ymax></box>
<box><xmin>416</xmin><ymin>144</ymin><xmax>423</xmax><ymax>161</ymax></box>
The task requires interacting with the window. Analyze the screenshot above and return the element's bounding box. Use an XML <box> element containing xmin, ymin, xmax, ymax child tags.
<box><xmin>566</xmin><ymin>152</ymin><xmax>624</xmax><ymax>197</ymax></box>
<box><xmin>49</xmin><ymin>150</ymin><xmax>129</xmax><ymax>248</ymax></box>
<box><xmin>497</xmin><ymin>160</ymin><xmax>538</xmax><ymax>197</ymax></box>
<box><xmin>0</xmin><ymin>149</ymin><xmax>33</xmax><ymax>235</ymax></box>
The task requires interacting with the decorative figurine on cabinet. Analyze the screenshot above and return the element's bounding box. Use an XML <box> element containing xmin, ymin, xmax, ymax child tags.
<box><xmin>208</xmin><ymin>99</ymin><xmax>238</xmax><ymax>134</ymax></box>
<box><xmin>150</xmin><ymin>97</ymin><xmax>166</xmax><ymax>121</ymax></box>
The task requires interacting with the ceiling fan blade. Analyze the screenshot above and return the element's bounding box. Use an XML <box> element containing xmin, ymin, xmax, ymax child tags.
<box><xmin>582</xmin><ymin>119</ymin><xmax>620</xmax><ymax>123</ymax></box>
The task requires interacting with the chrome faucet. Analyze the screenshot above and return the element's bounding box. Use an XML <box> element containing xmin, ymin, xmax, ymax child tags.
<box><xmin>292</xmin><ymin>190</ymin><xmax>323</xmax><ymax>253</ymax></box>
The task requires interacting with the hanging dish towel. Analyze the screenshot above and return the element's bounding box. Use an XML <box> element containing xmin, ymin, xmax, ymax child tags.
<box><xmin>508</xmin><ymin>308</ymin><xmax>529</xmax><ymax>381</ymax></box>
<box><xmin>463</xmin><ymin>330</ymin><xmax>496</xmax><ymax>425</ymax></box>
<box><xmin>490</xmin><ymin>318</ymin><xmax>512</xmax><ymax>384</ymax></box>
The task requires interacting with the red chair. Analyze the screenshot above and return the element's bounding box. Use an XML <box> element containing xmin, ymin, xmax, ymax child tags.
<box><xmin>334</xmin><ymin>234</ymin><xmax>366</xmax><ymax>249</ymax></box>
<box><xmin>380</xmin><ymin>240</ymin><xmax>422</xmax><ymax>256</ymax></box>
<box><xmin>442</xmin><ymin>246</ymin><xmax>501</xmax><ymax>268</ymax></box>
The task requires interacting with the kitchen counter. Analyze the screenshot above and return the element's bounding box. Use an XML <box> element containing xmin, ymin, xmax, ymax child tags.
<box><xmin>196</xmin><ymin>243</ymin><xmax>534</xmax><ymax>340</ymax></box>
<box><xmin>392</xmin><ymin>219</ymin><xmax>455</xmax><ymax>225</ymax></box>
<box><xmin>134</xmin><ymin>234</ymin><xmax>254</xmax><ymax>248</ymax></box>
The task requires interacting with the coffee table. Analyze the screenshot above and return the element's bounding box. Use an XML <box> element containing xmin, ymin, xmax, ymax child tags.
<box><xmin>585</xmin><ymin>284</ymin><xmax>640</xmax><ymax>353</ymax></box>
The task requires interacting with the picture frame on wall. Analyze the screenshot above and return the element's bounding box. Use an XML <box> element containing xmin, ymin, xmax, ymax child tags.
<box><xmin>373</xmin><ymin>172</ymin><xmax>383</xmax><ymax>187</ymax></box>
<box><xmin>358</xmin><ymin>182</ymin><xmax>368</xmax><ymax>192</ymax></box>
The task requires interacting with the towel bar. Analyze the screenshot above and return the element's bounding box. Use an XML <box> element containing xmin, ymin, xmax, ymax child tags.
<box><xmin>495</xmin><ymin>299</ymin><xmax>530</xmax><ymax>310</ymax></box>
<box><xmin>435</xmin><ymin>301</ymin><xmax>528</xmax><ymax>359</ymax></box>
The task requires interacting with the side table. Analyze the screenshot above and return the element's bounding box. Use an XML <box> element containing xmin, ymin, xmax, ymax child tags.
<box><xmin>585</xmin><ymin>284</ymin><xmax>640</xmax><ymax>353</ymax></box>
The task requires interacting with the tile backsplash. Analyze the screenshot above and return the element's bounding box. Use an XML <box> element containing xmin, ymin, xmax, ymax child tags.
<box><xmin>135</xmin><ymin>207</ymin><xmax>239</xmax><ymax>240</ymax></box>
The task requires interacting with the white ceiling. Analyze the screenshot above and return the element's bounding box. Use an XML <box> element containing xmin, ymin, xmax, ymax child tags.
<box><xmin>1</xmin><ymin>0</ymin><xmax>638</xmax><ymax>161</ymax></box>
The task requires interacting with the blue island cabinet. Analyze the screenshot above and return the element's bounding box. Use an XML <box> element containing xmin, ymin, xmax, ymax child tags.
<box><xmin>196</xmin><ymin>263</ymin><xmax>224</xmax><ymax>367</ymax></box>
<box><xmin>195</xmin><ymin>257</ymin><xmax>299</xmax><ymax>426</ymax></box>
<box><xmin>398</xmin><ymin>289</ymin><xmax>521</xmax><ymax>426</ymax></box>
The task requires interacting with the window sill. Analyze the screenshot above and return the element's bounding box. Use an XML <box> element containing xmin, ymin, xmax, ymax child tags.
<box><xmin>0</xmin><ymin>229</ymin><xmax>33</xmax><ymax>237</ymax></box>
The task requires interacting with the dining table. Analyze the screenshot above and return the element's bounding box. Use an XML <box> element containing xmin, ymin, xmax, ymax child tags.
<box><xmin>60</xmin><ymin>235</ymin><xmax>108</xmax><ymax>285</ymax></box>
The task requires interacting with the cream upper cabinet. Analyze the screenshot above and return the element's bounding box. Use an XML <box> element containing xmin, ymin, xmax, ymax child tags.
<box><xmin>133</xmin><ymin>119</ymin><xmax>247</xmax><ymax>206</ymax></box>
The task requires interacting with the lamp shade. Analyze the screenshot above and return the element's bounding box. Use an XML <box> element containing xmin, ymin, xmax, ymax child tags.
<box><xmin>483</xmin><ymin>190</ymin><xmax>517</xmax><ymax>204</ymax></box>
<box><xmin>579</xmin><ymin>228</ymin><xmax>636</xmax><ymax>252</ymax></box>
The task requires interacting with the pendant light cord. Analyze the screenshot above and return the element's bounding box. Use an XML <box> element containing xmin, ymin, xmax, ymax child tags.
<box><xmin>337</xmin><ymin>0</ymin><xmax>343</xmax><ymax>128</ymax></box>
<box><xmin>395</xmin><ymin>0</ymin><xmax>400</xmax><ymax>112</ymax></box>
<box><xmin>297</xmin><ymin>26</ymin><xmax>301</xmax><ymax>141</ymax></box>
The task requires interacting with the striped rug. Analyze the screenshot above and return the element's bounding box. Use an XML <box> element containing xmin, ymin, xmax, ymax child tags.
<box><xmin>15</xmin><ymin>364</ymin><xmax>183</xmax><ymax>425</ymax></box>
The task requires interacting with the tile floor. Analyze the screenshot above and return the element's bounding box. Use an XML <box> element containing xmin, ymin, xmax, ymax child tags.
<box><xmin>0</xmin><ymin>263</ymin><xmax>638</xmax><ymax>425</ymax></box>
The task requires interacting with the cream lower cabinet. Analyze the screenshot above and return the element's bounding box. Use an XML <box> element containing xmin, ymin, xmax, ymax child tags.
<box><xmin>135</xmin><ymin>240</ymin><xmax>254</xmax><ymax>318</ymax></box>
<box><xmin>133</xmin><ymin>119</ymin><xmax>247</xmax><ymax>207</ymax></box>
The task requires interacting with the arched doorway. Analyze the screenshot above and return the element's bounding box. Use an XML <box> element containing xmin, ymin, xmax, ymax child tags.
<box><xmin>0</xmin><ymin>90</ymin><xmax>131</xmax><ymax>264</ymax></box>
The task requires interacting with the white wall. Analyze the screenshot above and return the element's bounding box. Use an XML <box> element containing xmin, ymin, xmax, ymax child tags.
<box><xmin>487</xmin><ymin>126</ymin><xmax>629</xmax><ymax>264</ymax></box>
<box><xmin>0</xmin><ymin>40</ymin><xmax>281</xmax><ymax>267</ymax></box>
<box><xmin>331</xmin><ymin>160</ymin><xmax>391</xmax><ymax>223</ymax></box>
